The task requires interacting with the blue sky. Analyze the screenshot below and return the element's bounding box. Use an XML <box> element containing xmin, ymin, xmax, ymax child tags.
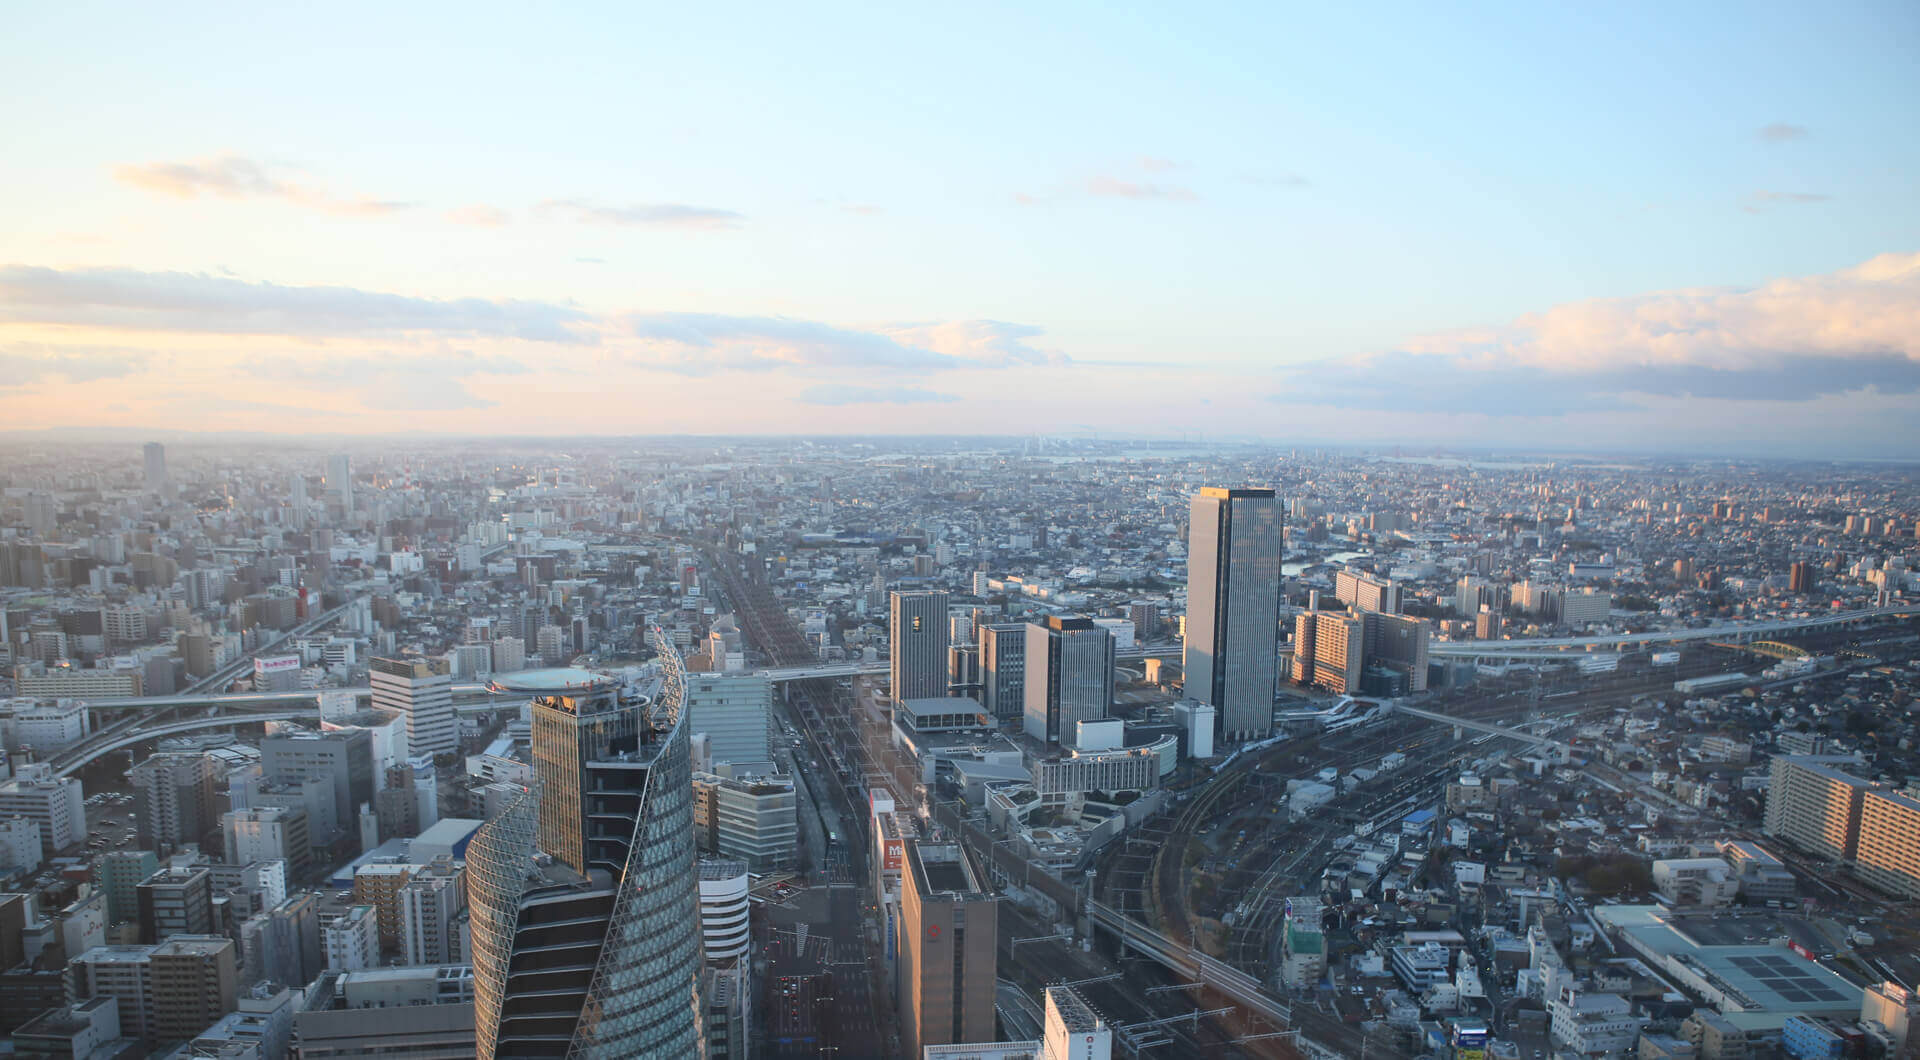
<box><xmin>2</xmin><ymin>1</ymin><xmax>1916</xmax><ymax>453</ymax></box>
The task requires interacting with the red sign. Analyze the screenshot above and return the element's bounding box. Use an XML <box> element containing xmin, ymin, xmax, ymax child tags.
<box><xmin>1788</xmin><ymin>940</ymin><xmax>1816</xmax><ymax>961</ymax></box>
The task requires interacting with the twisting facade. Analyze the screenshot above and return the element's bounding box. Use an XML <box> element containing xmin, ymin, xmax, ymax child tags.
<box><xmin>472</xmin><ymin>629</ymin><xmax>706</xmax><ymax>1058</ymax></box>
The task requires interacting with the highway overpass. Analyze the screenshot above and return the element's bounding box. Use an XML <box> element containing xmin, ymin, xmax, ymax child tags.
<box><xmin>54</xmin><ymin>712</ymin><xmax>304</xmax><ymax>776</ymax></box>
<box><xmin>1426</xmin><ymin>605</ymin><xmax>1919</xmax><ymax>659</ymax></box>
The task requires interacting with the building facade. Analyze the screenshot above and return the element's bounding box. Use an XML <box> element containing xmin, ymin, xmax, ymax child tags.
<box><xmin>1183</xmin><ymin>487</ymin><xmax>1282</xmax><ymax>740</ymax></box>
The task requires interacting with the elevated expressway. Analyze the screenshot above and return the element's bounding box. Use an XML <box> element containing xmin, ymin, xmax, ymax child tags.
<box><xmin>1426</xmin><ymin>604</ymin><xmax>1919</xmax><ymax>660</ymax></box>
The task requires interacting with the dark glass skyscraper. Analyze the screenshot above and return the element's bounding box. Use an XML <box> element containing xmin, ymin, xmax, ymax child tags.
<box><xmin>471</xmin><ymin>636</ymin><xmax>706</xmax><ymax>1058</ymax></box>
<box><xmin>1184</xmin><ymin>487</ymin><xmax>1283</xmax><ymax>741</ymax></box>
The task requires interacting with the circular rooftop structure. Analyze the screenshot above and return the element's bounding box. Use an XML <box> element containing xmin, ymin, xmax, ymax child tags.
<box><xmin>487</xmin><ymin>667</ymin><xmax>618</xmax><ymax>694</ymax></box>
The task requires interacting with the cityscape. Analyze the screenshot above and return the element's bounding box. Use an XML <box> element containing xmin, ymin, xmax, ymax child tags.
<box><xmin>0</xmin><ymin>439</ymin><xmax>1914</xmax><ymax>1060</ymax></box>
<box><xmin>3</xmin><ymin>3</ymin><xmax>1919</xmax><ymax>1058</ymax></box>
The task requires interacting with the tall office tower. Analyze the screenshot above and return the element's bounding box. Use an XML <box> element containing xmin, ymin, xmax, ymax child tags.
<box><xmin>1763</xmin><ymin>755</ymin><xmax>1875</xmax><ymax>861</ymax></box>
<box><xmin>682</xmin><ymin>673</ymin><xmax>774</xmax><ymax>775</ymax></box>
<box><xmin>898</xmin><ymin>839</ymin><xmax>997</xmax><ymax>1055</ymax></box>
<box><xmin>327</xmin><ymin>453</ymin><xmax>353</xmax><ymax>513</ymax></box>
<box><xmin>471</xmin><ymin>642</ymin><xmax>705</xmax><ymax>1058</ymax></box>
<box><xmin>142</xmin><ymin>442</ymin><xmax>169</xmax><ymax>498</ymax></box>
<box><xmin>1184</xmin><ymin>487</ymin><xmax>1283</xmax><ymax>741</ymax></box>
<box><xmin>980</xmin><ymin>623</ymin><xmax>1028</xmax><ymax>720</ymax></box>
<box><xmin>1023</xmin><ymin>617</ymin><xmax>1115</xmax><ymax>747</ymax></box>
<box><xmin>1789</xmin><ymin>561</ymin><xmax>1816</xmax><ymax>594</ymax></box>
<box><xmin>890</xmin><ymin>590</ymin><xmax>950</xmax><ymax>701</ymax></box>
<box><xmin>1334</xmin><ymin>569</ymin><xmax>1399</xmax><ymax>614</ymax></box>
<box><xmin>371</xmin><ymin>656</ymin><xmax>457</xmax><ymax>759</ymax></box>
<box><xmin>130</xmin><ymin>752</ymin><xmax>215</xmax><ymax>855</ymax></box>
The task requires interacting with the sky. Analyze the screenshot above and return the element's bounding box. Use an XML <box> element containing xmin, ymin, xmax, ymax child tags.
<box><xmin>2</xmin><ymin>2</ymin><xmax>1917</xmax><ymax>456</ymax></box>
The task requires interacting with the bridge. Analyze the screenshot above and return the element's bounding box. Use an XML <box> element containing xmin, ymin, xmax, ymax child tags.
<box><xmin>53</xmin><ymin>712</ymin><xmax>303</xmax><ymax>775</ymax></box>
<box><xmin>1426</xmin><ymin>605</ymin><xmax>1919</xmax><ymax>659</ymax></box>
<box><xmin>1389</xmin><ymin>704</ymin><xmax>1570</xmax><ymax>752</ymax></box>
<box><xmin>1086</xmin><ymin>900</ymin><xmax>1295</xmax><ymax>1029</ymax></box>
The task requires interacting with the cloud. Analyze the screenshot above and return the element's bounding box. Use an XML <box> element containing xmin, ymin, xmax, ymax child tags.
<box><xmin>1086</xmin><ymin>176</ymin><xmax>1197</xmax><ymax>201</ymax></box>
<box><xmin>1742</xmin><ymin>190</ymin><xmax>1833</xmax><ymax>214</ymax></box>
<box><xmin>1139</xmin><ymin>157</ymin><xmax>1179</xmax><ymax>172</ymax></box>
<box><xmin>1274</xmin><ymin>251</ymin><xmax>1920</xmax><ymax>415</ymax></box>
<box><xmin>623</xmin><ymin>313</ymin><xmax>1065</xmax><ymax>376</ymax></box>
<box><xmin>446</xmin><ymin>205</ymin><xmax>512</xmax><ymax>227</ymax></box>
<box><xmin>114</xmin><ymin>155</ymin><xmax>418</xmax><ymax>217</ymax></box>
<box><xmin>240</xmin><ymin>351</ymin><xmax>526</xmax><ymax>411</ymax></box>
<box><xmin>0</xmin><ymin>344</ymin><xmax>148</xmax><ymax>387</ymax></box>
<box><xmin>798</xmin><ymin>384</ymin><xmax>959</xmax><ymax>406</ymax></box>
<box><xmin>0</xmin><ymin>265</ymin><xmax>595</xmax><ymax>342</ymax></box>
<box><xmin>1758</xmin><ymin>122</ymin><xmax>1809</xmax><ymax>143</ymax></box>
<box><xmin>537</xmin><ymin>198</ymin><xmax>743</xmax><ymax>229</ymax></box>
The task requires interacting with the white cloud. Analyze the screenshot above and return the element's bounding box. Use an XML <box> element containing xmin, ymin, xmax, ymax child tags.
<box><xmin>536</xmin><ymin>198</ymin><xmax>743</xmax><ymax>229</ymax></box>
<box><xmin>798</xmin><ymin>384</ymin><xmax>959</xmax><ymax>405</ymax></box>
<box><xmin>114</xmin><ymin>155</ymin><xmax>417</xmax><ymax>217</ymax></box>
<box><xmin>1277</xmin><ymin>251</ymin><xmax>1920</xmax><ymax>415</ymax></box>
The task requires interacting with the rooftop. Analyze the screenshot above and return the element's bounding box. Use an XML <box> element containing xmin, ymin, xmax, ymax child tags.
<box><xmin>488</xmin><ymin>667</ymin><xmax>618</xmax><ymax>693</ymax></box>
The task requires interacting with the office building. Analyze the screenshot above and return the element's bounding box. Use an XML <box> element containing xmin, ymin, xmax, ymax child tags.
<box><xmin>188</xmin><ymin>983</ymin><xmax>297</xmax><ymax>1060</ymax></box>
<box><xmin>890</xmin><ymin>590</ymin><xmax>950</xmax><ymax>701</ymax></box>
<box><xmin>143</xmin><ymin>442</ymin><xmax>168</xmax><ymax>498</ymax></box>
<box><xmin>68</xmin><ymin>936</ymin><xmax>238</xmax><ymax>1046</ymax></box>
<box><xmin>322</xmin><ymin>905</ymin><xmax>379</xmax><ymax>972</ymax></box>
<box><xmin>1763</xmin><ymin>755</ymin><xmax>1875</xmax><ymax>861</ymax></box>
<box><xmin>371</xmin><ymin>657</ymin><xmax>457</xmax><ymax>760</ymax></box>
<box><xmin>471</xmin><ymin>659</ymin><xmax>706</xmax><ymax>1057</ymax></box>
<box><xmin>400</xmin><ymin>866</ymin><xmax>465</xmax><ymax>966</ymax></box>
<box><xmin>352</xmin><ymin>863</ymin><xmax>414</xmax><ymax>951</ymax></box>
<box><xmin>683</xmin><ymin>673</ymin><xmax>774</xmax><ymax>775</ymax></box>
<box><xmin>1360</xmin><ymin>611</ymin><xmax>1430</xmax><ymax>695</ymax></box>
<box><xmin>1789</xmin><ymin>561</ymin><xmax>1816</xmax><ymax>594</ymax></box>
<box><xmin>94</xmin><ymin>850</ymin><xmax>160</xmax><ymax>927</ymax></box>
<box><xmin>898</xmin><ymin>839</ymin><xmax>997</xmax><ymax>1056</ymax></box>
<box><xmin>0</xmin><ymin>765</ymin><xmax>85</xmax><ymax>856</ymax></box>
<box><xmin>980</xmin><ymin>623</ymin><xmax>1028</xmax><ymax>721</ymax></box>
<box><xmin>261</xmin><ymin>729</ymin><xmax>374</xmax><ymax>843</ymax></box>
<box><xmin>327</xmin><ymin>453</ymin><xmax>353</xmax><ymax>513</ymax></box>
<box><xmin>1184</xmin><ymin>487</ymin><xmax>1282</xmax><ymax>741</ymax></box>
<box><xmin>135</xmin><ymin>865</ymin><xmax>215</xmax><ymax>943</ymax></box>
<box><xmin>131</xmin><ymin>752</ymin><xmax>216</xmax><ymax>855</ymax></box>
<box><xmin>6</xmin><ymin>697</ymin><xmax>90</xmax><ymax>752</ymax></box>
<box><xmin>13</xmin><ymin>996</ymin><xmax>142</xmax><ymax>1060</ymax></box>
<box><xmin>691</xmin><ymin>772</ymin><xmax>799</xmax><ymax>872</ymax></box>
<box><xmin>1334</xmin><ymin>569</ymin><xmax>1399</xmax><ymax>614</ymax></box>
<box><xmin>697</xmin><ymin>860</ymin><xmax>751</xmax><ymax>962</ymax></box>
<box><xmin>224</xmin><ymin>807</ymin><xmax>312</xmax><ymax>880</ymax></box>
<box><xmin>1023</xmin><ymin>617</ymin><xmax>1114</xmax><ymax>747</ymax></box>
<box><xmin>293</xmin><ymin>965</ymin><xmax>476</xmax><ymax>1059</ymax></box>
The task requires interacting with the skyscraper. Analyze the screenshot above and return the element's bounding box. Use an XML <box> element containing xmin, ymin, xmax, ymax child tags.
<box><xmin>371</xmin><ymin>656</ymin><xmax>456</xmax><ymax>759</ymax></box>
<box><xmin>1023</xmin><ymin>617</ymin><xmax>1115</xmax><ymax>746</ymax></box>
<box><xmin>142</xmin><ymin>442</ymin><xmax>169</xmax><ymax>498</ymax></box>
<box><xmin>890</xmin><ymin>590</ymin><xmax>950</xmax><ymax>701</ymax></box>
<box><xmin>980</xmin><ymin>623</ymin><xmax>1028</xmax><ymax>720</ymax></box>
<box><xmin>898</xmin><ymin>839</ymin><xmax>997</xmax><ymax>1055</ymax></box>
<box><xmin>1184</xmin><ymin>487</ymin><xmax>1283</xmax><ymax>741</ymax></box>
<box><xmin>327</xmin><ymin>453</ymin><xmax>353</xmax><ymax>513</ymax></box>
<box><xmin>470</xmin><ymin>639</ymin><xmax>706</xmax><ymax>1058</ymax></box>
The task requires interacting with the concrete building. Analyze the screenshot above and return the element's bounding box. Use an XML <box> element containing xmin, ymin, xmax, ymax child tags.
<box><xmin>371</xmin><ymin>657</ymin><xmax>457</xmax><ymax>760</ymax></box>
<box><xmin>1292</xmin><ymin>609</ymin><xmax>1364</xmax><ymax>694</ymax></box>
<box><xmin>691</xmin><ymin>771</ymin><xmax>799</xmax><ymax>872</ymax></box>
<box><xmin>130</xmin><ymin>752</ymin><xmax>216</xmax><ymax>855</ymax></box>
<box><xmin>93</xmin><ymin>850</ymin><xmax>160</xmax><ymax>928</ymax></box>
<box><xmin>0</xmin><ymin>764</ymin><xmax>85</xmax><ymax>856</ymax></box>
<box><xmin>1856</xmin><ymin>788</ymin><xmax>1920</xmax><ymax>899</ymax></box>
<box><xmin>187</xmin><ymin>983</ymin><xmax>296</xmax><ymax>1060</ymax></box>
<box><xmin>1651</xmin><ymin>858</ymin><xmax>1740</xmax><ymax>907</ymax></box>
<box><xmin>135</xmin><ymin>865</ymin><xmax>215</xmax><ymax>944</ymax></box>
<box><xmin>260</xmin><ymin>729</ymin><xmax>374</xmax><ymax>844</ymax></box>
<box><xmin>223</xmin><ymin>808</ymin><xmax>311</xmax><ymax>880</ymax></box>
<box><xmin>5</xmin><ymin>697</ymin><xmax>90</xmax><ymax>753</ymax></box>
<box><xmin>890</xmin><ymin>590</ymin><xmax>950</xmax><ymax>701</ymax></box>
<box><xmin>351</xmin><ymin>863</ymin><xmax>414</xmax><ymax>951</ymax></box>
<box><xmin>697</xmin><ymin>859</ymin><xmax>751</xmax><ymax>962</ymax></box>
<box><xmin>12</xmin><ymin>995</ymin><xmax>142</xmax><ymax>1059</ymax></box>
<box><xmin>1023</xmin><ymin>616</ymin><xmax>1114</xmax><ymax>747</ymax></box>
<box><xmin>400</xmin><ymin>867</ymin><xmax>464</xmax><ymax>967</ymax></box>
<box><xmin>1335</xmin><ymin>569</ymin><xmax>1399</xmax><ymax>614</ymax></box>
<box><xmin>898</xmin><ymin>839</ymin><xmax>997</xmax><ymax>1056</ymax></box>
<box><xmin>67</xmin><ymin>936</ymin><xmax>238</xmax><ymax>1046</ymax></box>
<box><xmin>1764</xmin><ymin>754</ymin><xmax>1876</xmax><ymax>862</ymax></box>
<box><xmin>682</xmin><ymin>673</ymin><xmax>774</xmax><ymax>775</ymax></box>
<box><xmin>292</xmin><ymin>965</ymin><xmax>475</xmax><ymax>1059</ymax></box>
<box><xmin>1184</xmin><ymin>486</ymin><xmax>1282</xmax><ymax>741</ymax></box>
<box><xmin>321</xmin><ymin>905</ymin><xmax>378</xmax><ymax>972</ymax></box>
<box><xmin>980</xmin><ymin>623</ymin><xmax>1028</xmax><ymax>721</ymax></box>
<box><xmin>1279</xmin><ymin>898</ymin><xmax>1326</xmax><ymax>989</ymax></box>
